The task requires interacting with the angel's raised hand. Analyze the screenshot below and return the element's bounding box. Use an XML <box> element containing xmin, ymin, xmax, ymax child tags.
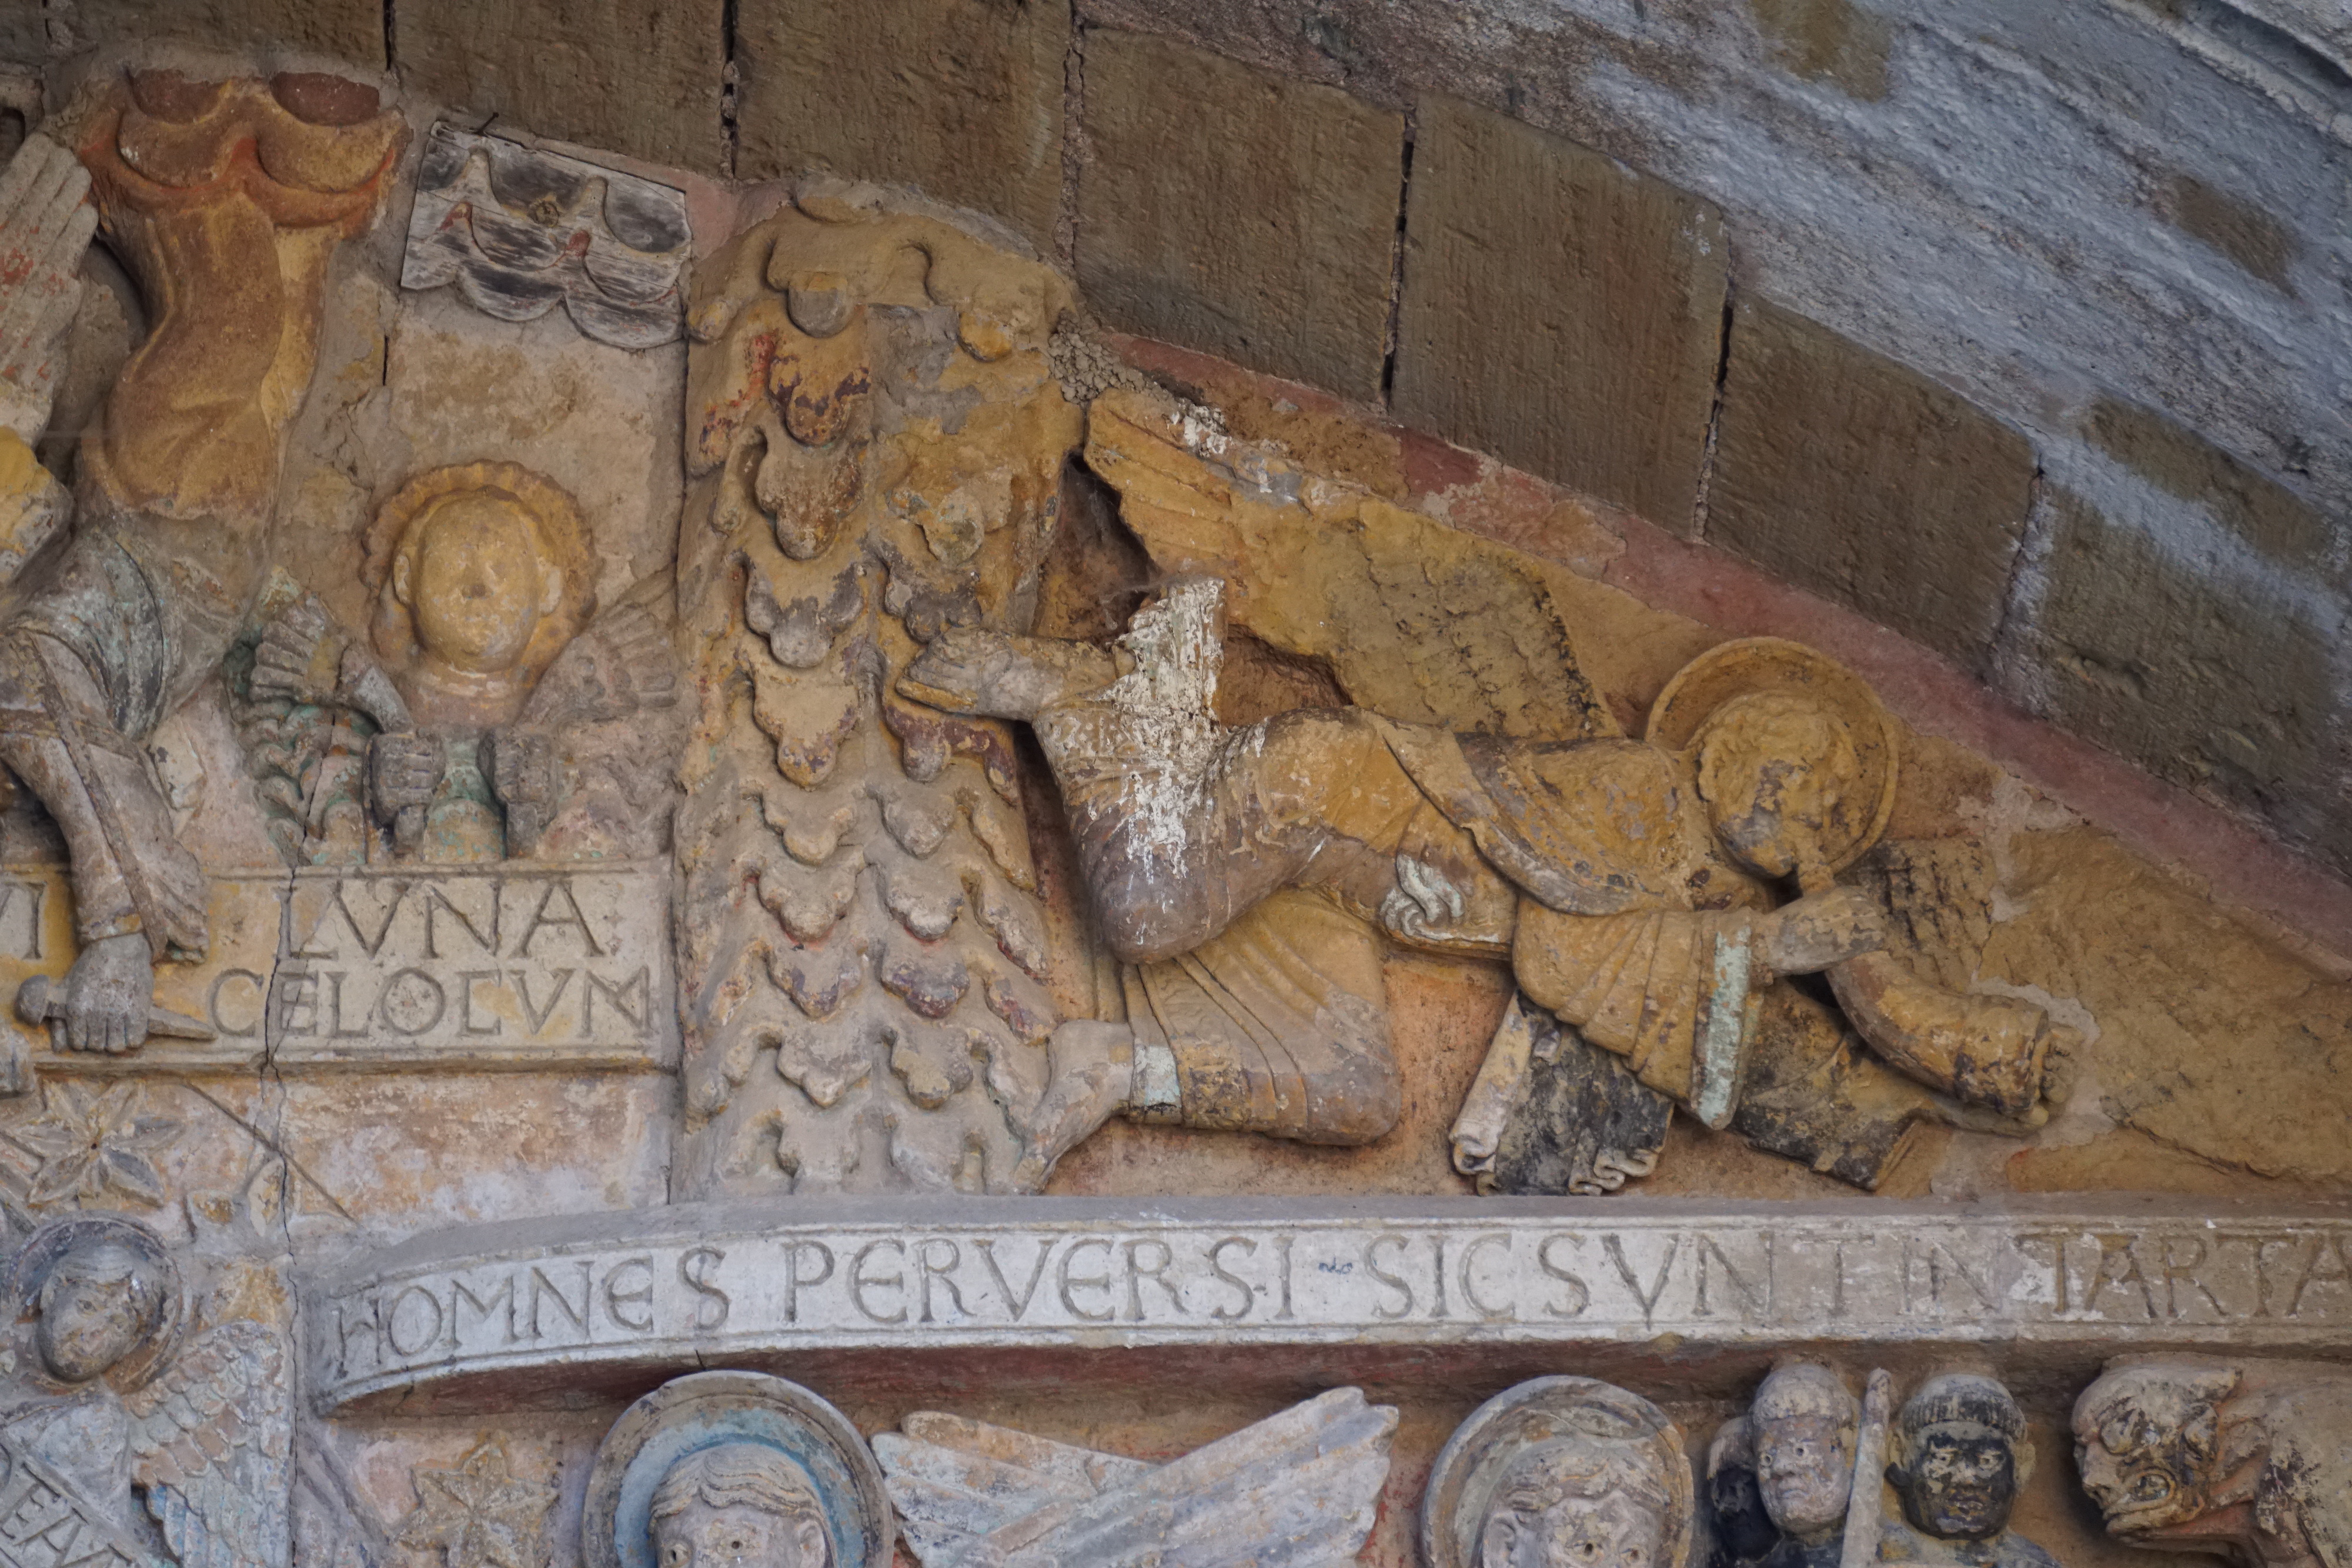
<box><xmin>0</xmin><ymin>135</ymin><xmax>95</xmax><ymax>444</ymax></box>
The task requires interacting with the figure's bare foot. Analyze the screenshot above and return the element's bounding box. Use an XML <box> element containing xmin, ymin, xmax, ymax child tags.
<box><xmin>899</xmin><ymin>630</ymin><xmax>1115</xmax><ymax>721</ymax></box>
<box><xmin>58</xmin><ymin>933</ymin><xmax>155</xmax><ymax>1054</ymax></box>
<box><xmin>1011</xmin><ymin>1021</ymin><xmax>1135</xmax><ymax>1189</ymax></box>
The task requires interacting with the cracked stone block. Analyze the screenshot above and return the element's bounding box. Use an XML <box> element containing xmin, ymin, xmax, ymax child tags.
<box><xmin>395</xmin><ymin>0</ymin><xmax>726</xmax><ymax>170</ymax></box>
<box><xmin>1077</xmin><ymin>28</ymin><xmax>1402</xmax><ymax>401</ymax></box>
<box><xmin>1708</xmin><ymin>299</ymin><xmax>2033</xmax><ymax>668</ymax></box>
<box><xmin>735</xmin><ymin>0</ymin><xmax>1068</xmax><ymax>250</ymax></box>
<box><xmin>1391</xmin><ymin>95</ymin><xmax>1727</xmax><ymax>531</ymax></box>
<box><xmin>2023</xmin><ymin>487</ymin><xmax>2347</xmax><ymax>866</ymax></box>
<box><xmin>45</xmin><ymin>0</ymin><xmax>383</xmax><ymax>65</ymax></box>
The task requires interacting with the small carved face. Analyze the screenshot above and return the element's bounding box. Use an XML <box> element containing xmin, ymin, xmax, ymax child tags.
<box><xmin>34</xmin><ymin>1250</ymin><xmax>150</xmax><ymax>1383</ymax></box>
<box><xmin>1708</xmin><ymin>1462</ymin><xmax>1777</xmax><ymax>1563</ymax></box>
<box><xmin>2073</xmin><ymin>1395</ymin><xmax>2213</xmax><ymax>1535</ymax></box>
<box><xmin>1481</xmin><ymin>1489</ymin><xmax>1666</xmax><ymax>1568</ymax></box>
<box><xmin>1895</xmin><ymin>1427</ymin><xmax>2016</xmax><ymax>1541</ymax></box>
<box><xmin>1755</xmin><ymin>1413</ymin><xmax>1853</xmax><ymax>1537</ymax></box>
<box><xmin>395</xmin><ymin>493</ymin><xmax>560</xmax><ymax>673</ymax></box>
<box><xmin>652</xmin><ymin>1500</ymin><xmax>826</xmax><ymax>1568</ymax></box>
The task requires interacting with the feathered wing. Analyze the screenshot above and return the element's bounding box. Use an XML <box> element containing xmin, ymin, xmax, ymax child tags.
<box><xmin>879</xmin><ymin>1389</ymin><xmax>1396</xmax><ymax>1568</ymax></box>
<box><xmin>877</xmin><ymin>1411</ymin><xmax>1156</xmax><ymax>1566</ymax></box>
<box><xmin>1084</xmin><ymin>387</ymin><xmax>1616</xmax><ymax>743</ymax></box>
<box><xmin>518</xmin><ymin>570</ymin><xmax>681</xmax><ymax>728</ymax></box>
<box><xmin>128</xmin><ymin>1319</ymin><xmax>293</xmax><ymax>1568</ymax></box>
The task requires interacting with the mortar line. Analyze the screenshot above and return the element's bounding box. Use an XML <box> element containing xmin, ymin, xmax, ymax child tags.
<box><xmin>720</xmin><ymin>0</ymin><xmax>740</xmax><ymax>182</ymax></box>
<box><xmin>1690</xmin><ymin>276</ymin><xmax>1736</xmax><ymax>544</ymax></box>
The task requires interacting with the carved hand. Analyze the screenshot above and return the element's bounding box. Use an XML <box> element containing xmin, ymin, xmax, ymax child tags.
<box><xmin>485</xmin><ymin>726</ymin><xmax>559</xmax><ymax>857</ymax></box>
<box><xmin>249</xmin><ymin>597</ymin><xmax>340</xmax><ymax>705</ymax></box>
<box><xmin>0</xmin><ymin>135</ymin><xmax>97</xmax><ymax>445</ymax></box>
<box><xmin>57</xmin><ymin>932</ymin><xmax>156</xmax><ymax>1054</ymax></box>
<box><xmin>899</xmin><ymin>629</ymin><xmax>1117</xmax><ymax>721</ymax></box>
<box><xmin>367</xmin><ymin>732</ymin><xmax>442</xmax><ymax>819</ymax></box>
<box><xmin>1755</xmin><ymin>884</ymin><xmax>1884</xmax><ymax>977</ymax></box>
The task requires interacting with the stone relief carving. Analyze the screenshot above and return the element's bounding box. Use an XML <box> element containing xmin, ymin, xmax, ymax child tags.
<box><xmin>393</xmin><ymin>1435</ymin><xmax>556</xmax><ymax>1568</ymax></box>
<box><xmin>2074</xmin><ymin>1358</ymin><xmax>2352</xmax><ymax>1568</ymax></box>
<box><xmin>673</xmin><ymin>190</ymin><xmax>1081</xmax><ymax>1196</ymax></box>
<box><xmin>0</xmin><ymin>1213</ymin><xmax>291</xmax><ymax>1568</ymax></box>
<box><xmin>1878</xmin><ymin>1374</ymin><xmax>2054</xmax><ymax>1568</ymax></box>
<box><xmin>0</xmin><ymin>73</ymin><xmax>402</xmax><ymax>1055</ymax></box>
<box><xmin>900</xmin><ymin>547</ymin><xmax>2073</xmax><ymax>1186</ymax></box>
<box><xmin>1422</xmin><ymin>1376</ymin><xmax>1695</xmax><ymax>1568</ymax></box>
<box><xmin>233</xmin><ymin>462</ymin><xmax>680</xmax><ymax>866</ymax></box>
<box><xmin>876</xmin><ymin>1386</ymin><xmax>1395</xmax><ymax>1567</ymax></box>
<box><xmin>586</xmin><ymin>1371</ymin><xmax>894</xmax><ymax>1568</ymax></box>
<box><xmin>1740</xmin><ymin>1362</ymin><xmax>1864</xmax><ymax>1568</ymax></box>
<box><xmin>402</xmin><ymin>123</ymin><xmax>690</xmax><ymax>350</ymax></box>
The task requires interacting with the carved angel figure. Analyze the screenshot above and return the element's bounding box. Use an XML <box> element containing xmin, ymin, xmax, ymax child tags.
<box><xmin>900</xmin><ymin>571</ymin><xmax>2067</xmax><ymax>1184</ymax></box>
<box><xmin>238</xmin><ymin>462</ymin><xmax>680</xmax><ymax>864</ymax></box>
<box><xmin>1422</xmin><ymin>1377</ymin><xmax>1696</xmax><ymax>1568</ymax></box>
<box><xmin>0</xmin><ymin>1215</ymin><xmax>289</xmax><ymax>1568</ymax></box>
<box><xmin>876</xmin><ymin>1388</ymin><xmax>1396</xmax><ymax>1567</ymax></box>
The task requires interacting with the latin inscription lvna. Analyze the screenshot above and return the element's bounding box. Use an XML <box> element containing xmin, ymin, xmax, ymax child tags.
<box><xmin>315</xmin><ymin>1209</ymin><xmax>2352</xmax><ymax>1405</ymax></box>
<box><xmin>0</xmin><ymin>863</ymin><xmax>673</xmax><ymax>1071</ymax></box>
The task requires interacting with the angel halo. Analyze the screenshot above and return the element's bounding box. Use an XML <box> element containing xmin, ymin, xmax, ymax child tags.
<box><xmin>584</xmin><ymin>1369</ymin><xmax>895</xmax><ymax>1568</ymax></box>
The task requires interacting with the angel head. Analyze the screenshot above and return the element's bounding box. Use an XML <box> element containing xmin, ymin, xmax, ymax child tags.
<box><xmin>1646</xmin><ymin>641</ymin><xmax>1897</xmax><ymax>882</ymax></box>
<box><xmin>650</xmin><ymin>1442</ymin><xmax>831</xmax><ymax>1568</ymax></box>
<box><xmin>1478</xmin><ymin>1432</ymin><xmax>1679</xmax><ymax>1568</ymax></box>
<box><xmin>1750</xmin><ymin>1363</ymin><xmax>1857</xmax><ymax>1541</ymax></box>
<box><xmin>365</xmin><ymin>462</ymin><xmax>596</xmax><ymax>728</ymax></box>
<box><xmin>32</xmin><ymin>1237</ymin><xmax>172</xmax><ymax>1384</ymax></box>
<box><xmin>1887</xmin><ymin>1374</ymin><xmax>2030</xmax><ymax>1543</ymax></box>
<box><xmin>2072</xmin><ymin>1362</ymin><xmax>2247</xmax><ymax>1540</ymax></box>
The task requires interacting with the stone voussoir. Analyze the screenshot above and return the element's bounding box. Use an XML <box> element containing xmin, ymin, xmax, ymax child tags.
<box><xmin>394</xmin><ymin>0</ymin><xmax>726</xmax><ymax>171</ymax></box>
<box><xmin>1391</xmin><ymin>93</ymin><xmax>1728</xmax><ymax>532</ymax></box>
<box><xmin>1708</xmin><ymin>297</ymin><xmax>2036</xmax><ymax>671</ymax></box>
<box><xmin>733</xmin><ymin>0</ymin><xmax>1069</xmax><ymax>250</ymax></box>
<box><xmin>1076</xmin><ymin>28</ymin><xmax>1403</xmax><ymax>402</ymax></box>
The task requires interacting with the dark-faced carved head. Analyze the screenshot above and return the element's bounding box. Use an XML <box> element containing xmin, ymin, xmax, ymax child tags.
<box><xmin>1705</xmin><ymin>1416</ymin><xmax>1776</xmax><ymax>1566</ymax></box>
<box><xmin>33</xmin><ymin>1239</ymin><xmax>168</xmax><ymax>1385</ymax></box>
<box><xmin>1887</xmin><ymin>1375</ymin><xmax>2030</xmax><ymax>1543</ymax></box>
<box><xmin>2072</xmin><ymin>1363</ymin><xmax>2243</xmax><ymax>1540</ymax></box>
<box><xmin>1751</xmin><ymin>1364</ymin><xmax>1857</xmax><ymax>1541</ymax></box>
<box><xmin>650</xmin><ymin>1442</ymin><xmax>832</xmax><ymax>1568</ymax></box>
<box><xmin>1479</xmin><ymin>1435</ymin><xmax>1678</xmax><ymax>1568</ymax></box>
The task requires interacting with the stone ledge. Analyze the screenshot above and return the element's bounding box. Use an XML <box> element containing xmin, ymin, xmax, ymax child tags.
<box><xmin>309</xmin><ymin>1195</ymin><xmax>2352</xmax><ymax>1412</ymax></box>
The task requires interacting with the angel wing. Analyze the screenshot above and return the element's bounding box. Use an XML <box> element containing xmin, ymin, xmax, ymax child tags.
<box><xmin>1083</xmin><ymin>387</ymin><xmax>1615</xmax><ymax>743</ymax></box>
<box><xmin>128</xmin><ymin>1318</ymin><xmax>293</xmax><ymax>1568</ymax></box>
<box><xmin>877</xmin><ymin>1386</ymin><xmax>1396</xmax><ymax>1568</ymax></box>
<box><xmin>518</xmin><ymin>569</ymin><xmax>680</xmax><ymax>728</ymax></box>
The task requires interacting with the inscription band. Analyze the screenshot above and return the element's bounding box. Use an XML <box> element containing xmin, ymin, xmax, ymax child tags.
<box><xmin>307</xmin><ymin>1195</ymin><xmax>2352</xmax><ymax>1411</ymax></box>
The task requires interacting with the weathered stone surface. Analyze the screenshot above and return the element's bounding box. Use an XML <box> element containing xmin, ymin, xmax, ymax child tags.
<box><xmin>309</xmin><ymin>1195</ymin><xmax>2352</xmax><ymax>1412</ymax></box>
<box><xmin>883</xmin><ymin>1388</ymin><xmax>1393</xmax><ymax>1567</ymax></box>
<box><xmin>1708</xmin><ymin>300</ymin><xmax>2034</xmax><ymax>669</ymax></box>
<box><xmin>1391</xmin><ymin>94</ymin><xmax>1726</xmax><ymax>530</ymax></box>
<box><xmin>46</xmin><ymin>0</ymin><xmax>383</xmax><ymax>65</ymax></box>
<box><xmin>1076</xmin><ymin>29</ymin><xmax>1401</xmax><ymax>400</ymax></box>
<box><xmin>394</xmin><ymin>0</ymin><xmax>725</xmax><ymax>171</ymax></box>
<box><xmin>1428</xmin><ymin>1377</ymin><xmax>1693</xmax><ymax>1568</ymax></box>
<box><xmin>403</xmin><ymin>125</ymin><xmax>691</xmax><ymax>350</ymax></box>
<box><xmin>2082</xmin><ymin>396</ymin><xmax>2333</xmax><ymax>575</ymax></box>
<box><xmin>735</xmin><ymin>0</ymin><xmax>1068</xmax><ymax>250</ymax></box>
<box><xmin>2075</xmin><ymin>1359</ymin><xmax>2352</xmax><ymax>1568</ymax></box>
<box><xmin>2022</xmin><ymin>490</ymin><xmax>2344</xmax><ymax>861</ymax></box>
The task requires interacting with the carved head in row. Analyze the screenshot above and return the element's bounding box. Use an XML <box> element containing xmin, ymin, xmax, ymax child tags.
<box><xmin>2072</xmin><ymin>1362</ymin><xmax>2249</xmax><ymax>1540</ymax></box>
<box><xmin>1887</xmin><ymin>1373</ymin><xmax>2031</xmax><ymax>1543</ymax></box>
<box><xmin>1750</xmin><ymin>1362</ymin><xmax>1857</xmax><ymax>1543</ymax></box>
<box><xmin>651</xmin><ymin>1443</ymin><xmax>831</xmax><ymax>1568</ymax></box>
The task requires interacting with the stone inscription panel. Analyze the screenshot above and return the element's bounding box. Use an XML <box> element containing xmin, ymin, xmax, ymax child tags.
<box><xmin>311</xmin><ymin>1199</ymin><xmax>2352</xmax><ymax>1408</ymax></box>
<box><xmin>0</xmin><ymin>862</ymin><xmax>673</xmax><ymax>1072</ymax></box>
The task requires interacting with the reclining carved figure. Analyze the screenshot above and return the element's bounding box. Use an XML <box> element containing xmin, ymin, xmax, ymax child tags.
<box><xmin>903</xmin><ymin>576</ymin><xmax>2070</xmax><ymax>1183</ymax></box>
